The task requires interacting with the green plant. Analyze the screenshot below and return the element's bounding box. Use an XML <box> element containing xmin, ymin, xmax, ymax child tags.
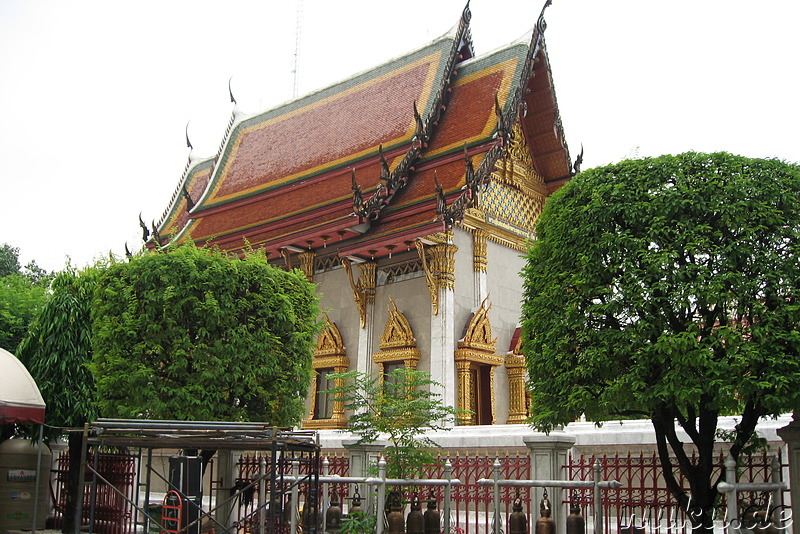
<box><xmin>339</xmin><ymin>510</ymin><xmax>377</xmax><ymax>534</ymax></box>
<box><xmin>90</xmin><ymin>244</ymin><xmax>320</xmax><ymax>424</ymax></box>
<box><xmin>327</xmin><ymin>368</ymin><xmax>461</xmax><ymax>480</ymax></box>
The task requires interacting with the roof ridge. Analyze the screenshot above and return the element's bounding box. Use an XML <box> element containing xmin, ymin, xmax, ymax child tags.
<box><xmin>153</xmin><ymin>105</ymin><xmax>248</xmax><ymax>238</ymax></box>
<box><xmin>352</xmin><ymin>2</ymin><xmax>473</xmax><ymax>221</ymax></box>
<box><xmin>435</xmin><ymin>0</ymin><xmax>556</xmax><ymax>228</ymax></box>
<box><xmin>153</xmin><ymin>153</ymin><xmax>208</xmax><ymax>236</ymax></box>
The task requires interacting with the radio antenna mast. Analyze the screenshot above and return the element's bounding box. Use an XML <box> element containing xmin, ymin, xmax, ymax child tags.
<box><xmin>291</xmin><ymin>0</ymin><xmax>303</xmax><ymax>99</ymax></box>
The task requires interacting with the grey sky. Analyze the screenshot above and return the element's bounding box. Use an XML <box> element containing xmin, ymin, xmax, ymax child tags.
<box><xmin>1</xmin><ymin>0</ymin><xmax>798</xmax><ymax>272</ymax></box>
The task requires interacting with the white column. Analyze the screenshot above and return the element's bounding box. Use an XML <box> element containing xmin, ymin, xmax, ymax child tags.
<box><xmin>777</xmin><ymin>412</ymin><xmax>800</xmax><ymax>533</ymax></box>
<box><xmin>343</xmin><ymin>438</ymin><xmax>387</xmax><ymax>515</ymax></box>
<box><xmin>355</xmin><ymin>261</ymin><xmax>377</xmax><ymax>377</ymax></box>
<box><xmin>430</xmin><ymin>284</ymin><xmax>457</xmax><ymax>420</ymax></box>
<box><xmin>356</xmin><ymin>309</ymin><xmax>375</xmax><ymax>377</ymax></box>
<box><xmin>472</xmin><ymin>228</ymin><xmax>488</xmax><ymax>306</ymax></box>
<box><xmin>214</xmin><ymin>450</ymin><xmax>241</xmax><ymax>531</ymax></box>
<box><xmin>474</xmin><ymin>270</ymin><xmax>487</xmax><ymax>307</ymax></box>
<box><xmin>524</xmin><ymin>432</ymin><xmax>577</xmax><ymax>534</ymax></box>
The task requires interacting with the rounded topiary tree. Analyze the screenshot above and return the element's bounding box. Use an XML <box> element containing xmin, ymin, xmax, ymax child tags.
<box><xmin>91</xmin><ymin>244</ymin><xmax>319</xmax><ymax>425</ymax></box>
<box><xmin>522</xmin><ymin>152</ymin><xmax>800</xmax><ymax>527</ymax></box>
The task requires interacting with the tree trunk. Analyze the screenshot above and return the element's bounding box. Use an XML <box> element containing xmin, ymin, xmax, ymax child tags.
<box><xmin>62</xmin><ymin>431</ymin><xmax>84</xmax><ymax>534</ymax></box>
<box><xmin>651</xmin><ymin>410</ymin><xmax>718</xmax><ymax>529</ymax></box>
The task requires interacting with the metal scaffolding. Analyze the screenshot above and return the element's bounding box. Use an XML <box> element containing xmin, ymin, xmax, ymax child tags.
<box><xmin>75</xmin><ymin>418</ymin><xmax>321</xmax><ymax>534</ymax></box>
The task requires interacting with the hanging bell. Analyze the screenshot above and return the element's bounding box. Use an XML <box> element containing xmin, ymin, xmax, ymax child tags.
<box><xmin>386</xmin><ymin>489</ymin><xmax>405</xmax><ymax>534</ymax></box>
<box><xmin>508</xmin><ymin>496</ymin><xmax>527</xmax><ymax>534</ymax></box>
<box><xmin>407</xmin><ymin>493</ymin><xmax>424</xmax><ymax>534</ymax></box>
<box><xmin>326</xmin><ymin>490</ymin><xmax>343</xmax><ymax>533</ymax></box>
<box><xmin>349</xmin><ymin>488</ymin><xmax>364</xmax><ymax>517</ymax></box>
<box><xmin>535</xmin><ymin>490</ymin><xmax>556</xmax><ymax>534</ymax></box>
<box><xmin>566</xmin><ymin>498</ymin><xmax>585</xmax><ymax>534</ymax></box>
<box><xmin>423</xmin><ymin>492</ymin><xmax>440</xmax><ymax>534</ymax></box>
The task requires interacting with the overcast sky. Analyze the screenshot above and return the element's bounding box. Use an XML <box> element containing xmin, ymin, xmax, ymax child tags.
<box><xmin>1</xmin><ymin>0</ymin><xmax>798</xmax><ymax>273</ymax></box>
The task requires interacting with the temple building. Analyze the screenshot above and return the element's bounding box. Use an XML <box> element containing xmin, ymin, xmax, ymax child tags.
<box><xmin>149</xmin><ymin>2</ymin><xmax>575</xmax><ymax>430</ymax></box>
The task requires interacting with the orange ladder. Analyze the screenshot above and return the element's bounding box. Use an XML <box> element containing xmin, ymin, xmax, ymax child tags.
<box><xmin>161</xmin><ymin>490</ymin><xmax>183</xmax><ymax>534</ymax></box>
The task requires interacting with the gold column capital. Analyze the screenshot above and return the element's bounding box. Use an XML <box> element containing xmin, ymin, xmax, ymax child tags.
<box><xmin>299</xmin><ymin>251</ymin><xmax>315</xmax><ymax>282</ymax></box>
<box><xmin>473</xmin><ymin>228</ymin><xmax>488</xmax><ymax>273</ymax></box>
<box><xmin>430</xmin><ymin>242</ymin><xmax>457</xmax><ymax>290</ymax></box>
<box><xmin>342</xmin><ymin>258</ymin><xmax>377</xmax><ymax>328</ymax></box>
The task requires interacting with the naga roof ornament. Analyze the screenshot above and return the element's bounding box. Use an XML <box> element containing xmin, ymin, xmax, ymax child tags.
<box><xmin>228</xmin><ymin>76</ymin><xmax>237</xmax><ymax>105</ymax></box>
<box><xmin>572</xmin><ymin>144</ymin><xmax>584</xmax><ymax>175</ymax></box>
<box><xmin>434</xmin><ymin>0</ymin><xmax>554</xmax><ymax>229</ymax></box>
<box><xmin>351</xmin><ymin>2</ymin><xmax>474</xmax><ymax>221</ymax></box>
<box><xmin>181</xmin><ymin>184</ymin><xmax>195</xmax><ymax>211</ymax></box>
<box><xmin>138</xmin><ymin>213</ymin><xmax>150</xmax><ymax>243</ymax></box>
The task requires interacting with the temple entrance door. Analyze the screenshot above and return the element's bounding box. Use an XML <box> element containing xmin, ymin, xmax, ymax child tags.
<box><xmin>471</xmin><ymin>364</ymin><xmax>493</xmax><ymax>425</ymax></box>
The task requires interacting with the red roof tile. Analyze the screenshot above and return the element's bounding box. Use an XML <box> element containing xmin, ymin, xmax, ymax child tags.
<box><xmin>153</xmin><ymin>9</ymin><xmax>572</xmax><ymax>261</ymax></box>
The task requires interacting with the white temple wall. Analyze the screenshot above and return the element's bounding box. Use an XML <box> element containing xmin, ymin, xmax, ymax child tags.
<box><xmin>304</xmin><ymin>232</ymin><xmax>531</xmax><ymax>425</ymax></box>
<box><xmin>315</xmin><ymin>265</ymin><xmax>364</xmax><ymax>370</ymax></box>
<box><xmin>485</xmin><ymin>239</ymin><xmax>526</xmax><ymax>346</ymax></box>
<box><xmin>486</xmin><ymin>240</ymin><xmax>527</xmax><ymax>423</ymax></box>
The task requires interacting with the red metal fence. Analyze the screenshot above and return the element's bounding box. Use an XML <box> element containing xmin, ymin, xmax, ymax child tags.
<box><xmin>429</xmin><ymin>452</ymin><xmax>532</xmax><ymax>534</ymax></box>
<box><xmin>51</xmin><ymin>451</ymin><xmax>137</xmax><ymax>534</ymax></box>
<box><xmin>54</xmin><ymin>447</ymin><xmax>786</xmax><ymax>534</ymax></box>
<box><xmin>237</xmin><ymin>452</ymin><xmax>533</xmax><ymax>534</ymax></box>
<box><xmin>232</xmin><ymin>451</ymin><xmax>320</xmax><ymax>534</ymax></box>
<box><xmin>566</xmin><ymin>450</ymin><xmax>786</xmax><ymax>533</ymax></box>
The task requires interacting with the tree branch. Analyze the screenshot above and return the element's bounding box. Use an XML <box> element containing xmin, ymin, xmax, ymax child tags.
<box><xmin>676</xmin><ymin>406</ymin><xmax>700</xmax><ymax>444</ymax></box>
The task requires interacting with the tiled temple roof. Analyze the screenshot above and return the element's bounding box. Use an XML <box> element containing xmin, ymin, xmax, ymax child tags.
<box><xmin>151</xmin><ymin>2</ymin><xmax>571</xmax><ymax>262</ymax></box>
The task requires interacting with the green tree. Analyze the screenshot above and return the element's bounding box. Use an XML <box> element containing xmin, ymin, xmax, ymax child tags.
<box><xmin>0</xmin><ymin>242</ymin><xmax>53</xmax><ymax>282</ymax></box>
<box><xmin>328</xmin><ymin>368</ymin><xmax>460</xmax><ymax>480</ymax></box>
<box><xmin>17</xmin><ymin>266</ymin><xmax>100</xmax><ymax>533</ymax></box>
<box><xmin>18</xmin><ymin>266</ymin><xmax>99</xmax><ymax>430</ymax></box>
<box><xmin>0</xmin><ymin>243</ymin><xmax>52</xmax><ymax>353</ymax></box>
<box><xmin>521</xmin><ymin>152</ymin><xmax>800</xmax><ymax>527</ymax></box>
<box><xmin>90</xmin><ymin>244</ymin><xmax>319</xmax><ymax>425</ymax></box>
<box><xmin>0</xmin><ymin>243</ymin><xmax>21</xmax><ymax>277</ymax></box>
<box><xmin>0</xmin><ymin>274</ymin><xmax>50</xmax><ymax>352</ymax></box>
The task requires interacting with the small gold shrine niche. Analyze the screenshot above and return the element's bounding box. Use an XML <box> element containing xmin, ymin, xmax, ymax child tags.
<box><xmin>454</xmin><ymin>297</ymin><xmax>504</xmax><ymax>425</ymax></box>
<box><xmin>303</xmin><ymin>315</ymin><xmax>349</xmax><ymax>429</ymax></box>
<box><xmin>372</xmin><ymin>298</ymin><xmax>420</xmax><ymax>378</ymax></box>
<box><xmin>504</xmin><ymin>327</ymin><xmax>530</xmax><ymax>424</ymax></box>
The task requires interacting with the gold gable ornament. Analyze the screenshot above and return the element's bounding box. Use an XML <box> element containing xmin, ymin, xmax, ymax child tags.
<box><xmin>299</xmin><ymin>251</ymin><xmax>315</xmax><ymax>282</ymax></box>
<box><xmin>342</xmin><ymin>258</ymin><xmax>376</xmax><ymax>328</ymax></box>
<box><xmin>415</xmin><ymin>234</ymin><xmax>457</xmax><ymax>316</ymax></box>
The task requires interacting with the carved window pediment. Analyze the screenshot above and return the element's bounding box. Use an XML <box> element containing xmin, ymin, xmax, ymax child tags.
<box><xmin>303</xmin><ymin>315</ymin><xmax>349</xmax><ymax>429</ymax></box>
<box><xmin>456</xmin><ymin>298</ymin><xmax>503</xmax><ymax>366</ymax></box>
<box><xmin>314</xmin><ymin>315</ymin><xmax>346</xmax><ymax>361</ymax></box>
<box><xmin>373</xmin><ymin>298</ymin><xmax>420</xmax><ymax>370</ymax></box>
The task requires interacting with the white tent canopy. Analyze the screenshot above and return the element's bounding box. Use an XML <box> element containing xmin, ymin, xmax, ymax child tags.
<box><xmin>0</xmin><ymin>347</ymin><xmax>45</xmax><ymax>424</ymax></box>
